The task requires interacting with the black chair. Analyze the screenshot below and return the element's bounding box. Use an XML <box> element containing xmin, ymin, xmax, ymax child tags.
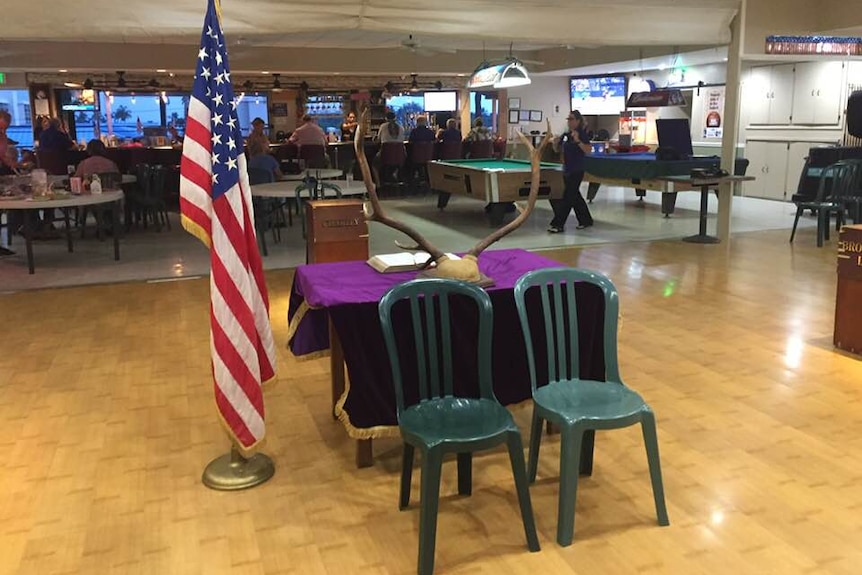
<box><xmin>790</xmin><ymin>160</ymin><xmax>861</xmax><ymax>246</ymax></box>
<box><xmin>298</xmin><ymin>144</ymin><xmax>328</xmax><ymax>169</ymax></box>
<box><xmin>378</xmin><ymin>142</ymin><xmax>407</xmax><ymax>196</ymax></box>
<box><xmin>249</xmin><ymin>167</ymin><xmax>278</xmax><ymax>256</ymax></box>
<box><xmin>408</xmin><ymin>141</ymin><xmax>435</xmax><ymax>192</ymax></box>
<box><xmin>127</xmin><ymin>164</ymin><xmax>171</xmax><ymax>232</ymax></box>
<box><xmin>467</xmin><ymin>139</ymin><xmax>494</xmax><ymax>159</ymax></box>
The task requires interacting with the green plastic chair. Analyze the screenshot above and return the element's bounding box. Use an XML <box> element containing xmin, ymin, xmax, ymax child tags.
<box><xmin>513</xmin><ymin>268</ymin><xmax>669</xmax><ymax>546</ymax></box>
<box><xmin>379</xmin><ymin>278</ymin><xmax>540</xmax><ymax>575</ymax></box>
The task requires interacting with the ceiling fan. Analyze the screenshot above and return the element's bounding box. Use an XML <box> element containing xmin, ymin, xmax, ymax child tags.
<box><xmin>400</xmin><ymin>34</ymin><xmax>456</xmax><ymax>57</ymax></box>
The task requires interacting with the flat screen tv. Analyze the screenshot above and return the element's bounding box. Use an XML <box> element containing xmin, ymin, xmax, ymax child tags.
<box><xmin>60</xmin><ymin>89</ymin><xmax>97</xmax><ymax>112</ymax></box>
<box><xmin>424</xmin><ymin>91</ymin><xmax>457</xmax><ymax>112</ymax></box>
<box><xmin>570</xmin><ymin>76</ymin><xmax>627</xmax><ymax>116</ymax></box>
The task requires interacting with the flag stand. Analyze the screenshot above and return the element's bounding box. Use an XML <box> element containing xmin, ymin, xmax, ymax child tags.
<box><xmin>202</xmin><ymin>445</ymin><xmax>275</xmax><ymax>491</ymax></box>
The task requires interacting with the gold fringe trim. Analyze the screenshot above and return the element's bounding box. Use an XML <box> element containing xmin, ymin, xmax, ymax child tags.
<box><xmin>333</xmin><ymin>372</ymin><xmax>401</xmax><ymax>440</ymax></box>
<box><xmin>286</xmin><ymin>301</ymin><xmax>313</xmax><ymax>342</ymax></box>
<box><xmin>214</xmin><ymin>402</ymin><xmax>267</xmax><ymax>459</ymax></box>
<box><xmin>181</xmin><ymin>214</ymin><xmax>212</xmax><ymax>248</ymax></box>
<box><xmin>290</xmin><ymin>349</ymin><xmax>331</xmax><ymax>362</ymax></box>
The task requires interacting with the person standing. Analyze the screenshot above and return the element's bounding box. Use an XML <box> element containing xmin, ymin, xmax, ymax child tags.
<box><xmin>548</xmin><ymin>110</ymin><xmax>593</xmax><ymax>233</ymax></box>
<box><xmin>341</xmin><ymin>111</ymin><xmax>358</xmax><ymax>142</ymax></box>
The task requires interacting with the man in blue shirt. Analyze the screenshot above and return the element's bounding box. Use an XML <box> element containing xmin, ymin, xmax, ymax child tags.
<box><xmin>548</xmin><ymin>110</ymin><xmax>593</xmax><ymax>232</ymax></box>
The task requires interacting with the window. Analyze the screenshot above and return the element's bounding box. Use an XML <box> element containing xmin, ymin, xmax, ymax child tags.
<box><xmin>470</xmin><ymin>91</ymin><xmax>497</xmax><ymax>134</ymax></box>
<box><xmin>235</xmin><ymin>93</ymin><xmax>269</xmax><ymax>137</ymax></box>
<box><xmin>386</xmin><ymin>94</ymin><xmax>424</xmax><ymax>136</ymax></box>
<box><xmin>98</xmin><ymin>92</ymin><xmax>162</xmax><ymax>142</ymax></box>
<box><xmin>0</xmin><ymin>89</ymin><xmax>34</xmax><ymax>147</ymax></box>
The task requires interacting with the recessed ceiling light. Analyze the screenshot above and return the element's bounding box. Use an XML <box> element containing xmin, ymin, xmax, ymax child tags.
<box><xmin>59</xmin><ymin>69</ymin><xmax>68</xmax><ymax>73</ymax></box>
<box><xmin>456</xmin><ymin>73</ymin><xmax>467</xmax><ymax>77</ymax></box>
<box><xmin>261</xmin><ymin>71</ymin><xmax>270</xmax><ymax>75</ymax></box>
<box><xmin>156</xmin><ymin>69</ymin><xmax>167</xmax><ymax>73</ymax></box>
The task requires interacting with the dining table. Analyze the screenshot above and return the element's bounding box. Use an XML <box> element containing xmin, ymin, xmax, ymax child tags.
<box><xmin>0</xmin><ymin>190</ymin><xmax>124</xmax><ymax>274</ymax></box>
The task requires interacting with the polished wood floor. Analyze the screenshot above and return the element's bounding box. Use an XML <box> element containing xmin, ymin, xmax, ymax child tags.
<box><xmin>2</xmin><ymin>229</ymin><xmax>862</xmax><ymax>575</ymax></box>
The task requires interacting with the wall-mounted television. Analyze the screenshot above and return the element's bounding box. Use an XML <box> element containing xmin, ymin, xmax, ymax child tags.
<box><xmin>60</xmin><ymin>89</ymin><xmax>97</xmax><ymax>111</ymax></box>
<box><xmin>570</xmin><ymin>75</ymin><xmax>627</xmax><ymax>116</ymax></box>
<box><xmin>424</xmin><ymin>91</ymin><xmax>457</xmax><ymax>112</ymax></box>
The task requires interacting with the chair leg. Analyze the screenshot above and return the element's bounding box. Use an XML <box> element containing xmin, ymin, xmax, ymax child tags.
<box><xmin>506</xmin><ymin>431</ymin><xmax>541</xmax><ymax>552</ymax></box>
<box><xmin>400</xmin><ymin>443</ymin><xmax>415</xmax><ymax>510</ymax></box>
<box><xmin>257</xmin><ymin>221</ymin><xmax>268</xmax><ymax>256</ymax></box>
<box><xmin>789</xmin><ymin>206</ymin><xmax>803</xmax><ymax>243</ymax></box>
<box><xmin>456</xmin><ymin>453</ymin><xmax>472</xmax><ymax>496</ymax></box>
<box><xmin>641</xmin><ymin>410</ymin><xmax>670</xmax><ymax>526</ymax></box>
<box><xmin>557</xmin><ymin>426</ymin><xmax>584</xmax><ymax>547</ymax></box>
<box><xmin>817</xmin><ymin>211</ymin><xmax>827</xmax><ymax>247</ymax></box>
<box><xmin>418</xmin><ymin>449</ymin><xmax>443</xmax><ymax>575</ymax></box>
<box><xmin>527</xmin><ymin>408</ymin><xmax>543</xmax><ymax>483</ymax></box>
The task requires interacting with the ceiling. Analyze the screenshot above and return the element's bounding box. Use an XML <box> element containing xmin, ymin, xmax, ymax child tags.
<box><xmin>1</xmin><ymin>0</ymin><xmax>741</xmax><ymax>75</ymax></box>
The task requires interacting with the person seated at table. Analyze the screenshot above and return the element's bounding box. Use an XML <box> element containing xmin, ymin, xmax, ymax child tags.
<box><xmin>0</xmin><ymin>111</ymin><xmax>19</xmax><ymax>175</ymax></box>
<box><xmin>38</xmin><ymin>117</ymin><xmax>75</xmax><ymax>151</ymax></box>
<box><xmin>288</xmin><ymin>114</ymin><xmax>327</xmax><ymax>147</ymax></box>
<box><xmin>246</xmin><ymin>117</ymin><xmax>269</xmax><ymax>151</ymax></box>
<box><xmin>247</xmin><ymin>139</ymin><xmax>284</xmax><ymax>181</ymax></box>
<box><xmin>374</xmin><ymin>112</ymin><xmax>404</xmax><ymax>143</ymax></box>
<box><xmin>408</xmin><ymin>116</ymin><xmax>435</xmax><ymax>143</ymax></box>
<box><xmin>75</xmin><ymin>140</ymin><xmax>120</xmax><ymax>178</ymax></box>
<box><xmin>464</xmin><ymin>118</ymin><xmax>492</xmax><ymax>142</ymax></box>
<box><xmin>436</xmin><ymin>118</ymin><xmax>461</xmax><ymax>144</ymax></box>
<box><xmin>341</xmin><ymin>112</ymin><xmax>358</xmax><ymax>142</ymax></box>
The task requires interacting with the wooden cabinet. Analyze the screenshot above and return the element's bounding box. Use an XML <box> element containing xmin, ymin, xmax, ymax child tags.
<box><xmin>745</xmin><ymin>64</ymin><xmax>794</xmax><ymax>125</ymax></box>
<box><xmin>791</xmin><ymin>61</ymin><xmax>844</xmax><ymax>125</ymax></box>
<box><xmin>744</xmin><ymin>141</ymin><xmax>790</xmax><ymax>200</ymax></box>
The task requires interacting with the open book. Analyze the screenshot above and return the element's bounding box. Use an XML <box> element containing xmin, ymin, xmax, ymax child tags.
<box><xmin>367</xmin><ymin>252</ymin><xmax>461</xmax><ymax>273</ymax></box>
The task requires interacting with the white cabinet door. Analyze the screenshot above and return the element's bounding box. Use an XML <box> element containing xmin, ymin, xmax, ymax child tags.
<box><xmin>769</xmin><ymin>64</ymin><xmax>795</xmax><ymax>125</ymax></box>
<box><xmin>744</xmin><ymin>141</ymin><xmax>790</xmax><ymax>201</ymax></box>
<box><xmin>745</xmin><ymin>66</ymin><xmax>772</xmax><ymax>125</ymax></box>
<box><xmin>814</xmin><ymin>61</ymin><xmax>845</xmax><ymax>125</ymax></box>
<box><xmin>743</xmin><ymin>140</ymin><xmax>770</xmax><ymax>197</ymax></box>
<box><xmin>763</xmin><ymin>142</ymin><xmax>790</xmax><ymax>200</ymax></box>
<box><xmin>791</xmin><ymin>63</ymin><xmax>817</xmax><ymax>124</ymax></box>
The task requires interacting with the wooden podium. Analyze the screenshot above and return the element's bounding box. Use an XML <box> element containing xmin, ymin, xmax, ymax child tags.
<box><xmin>305</xmin><ymin>199</ymin><xmax>369</xmax><ymax>264</ymax></box>
<box><xmin>305</xmin><ymin>198</ymin><xmax>373</xmax><ymax>466</ymax></box>
<box><xmin>835</xmin><ymin>224</ymin><xmax>862</xmax><ymax>356</ymax></box>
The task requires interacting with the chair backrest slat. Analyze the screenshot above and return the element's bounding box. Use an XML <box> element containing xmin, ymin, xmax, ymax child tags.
<box><xmin>566</xmin><ymin>280</ymin><xmax>579</xmax><ymax>380</ymax></box>
<box><xmin>552</xmin><ymin>281</ymin><xmax>567</xmax><ymax>382</ymax></box>
<box><xmin>408</xmin><ymin>297</ymin><xmax>429</xmax><ymax>400</ymax></box>
<box><xmin>514</xmin><ymin>268</ymin><xmax>622</xmax><ymax>394</ymax></box>
<box><xmin>540</xmin><ymin>285</ymin><xmax>555</xmax><ymax>382</ymax></box>
<box><xmin>424</xmin><ymin>292</ymin><xmax>441</xmax><ymax>399</ymax></box>
<box><xmin>439</xmin><ymin>293</ymin><xmax>454</xmax><ymax>396</ymax></box>
<box><xmin>379</xmin><ymin>279</ymin><xmax>495</xmax><ymax>418</ymax></box>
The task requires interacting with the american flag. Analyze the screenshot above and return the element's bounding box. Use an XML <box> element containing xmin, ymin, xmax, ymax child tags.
<box><xmin>180</xmin><ymin>0</ymin><xmax>276</xmax><ymax>453</ymax></box>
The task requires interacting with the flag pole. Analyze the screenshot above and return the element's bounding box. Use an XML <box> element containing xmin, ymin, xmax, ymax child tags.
<box><xmin>202</xmin><ymin>444</ymin><xmax>275</xmax><ymax>491</ymax></box>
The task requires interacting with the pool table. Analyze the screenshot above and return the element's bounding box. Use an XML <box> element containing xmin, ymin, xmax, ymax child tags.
<box><xmin>428</xmin><ymin>158</ymin><xmax>564</xmax><ymax>226</ymax></box>
<box><xmin>583</xmin><ymin>152</ymin><xmax>730</xmax><ymax>216</ymax></box>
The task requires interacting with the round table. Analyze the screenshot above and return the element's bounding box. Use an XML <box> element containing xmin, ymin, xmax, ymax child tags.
<box><xmin>251</xmin><ymin>181</ymin><xmax>366</xmax><ymax>199</ymax></box>
<box><xmin>48</xmin><ymin>174</ymin><xmax>137</xmax><ymax>185</ymax></box>
<box><xmin>281</xmin><ymin>168</ymin><xmax>343</xmax><ymax>182</ymax></box>
<box><xmin>0</xmin><ymin>190</ymin><xmax>124</xmax><ymax>274</ymax></box>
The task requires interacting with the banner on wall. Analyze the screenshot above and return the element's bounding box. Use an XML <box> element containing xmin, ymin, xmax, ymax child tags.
<box><xmin>703</xmin><ymin>87</ymin><xmax>725</xmax><ymax>139</ymax></box>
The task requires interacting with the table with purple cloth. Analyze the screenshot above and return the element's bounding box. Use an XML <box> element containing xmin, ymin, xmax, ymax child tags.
<box><xmin>287</xmin><ymin>248</ymin><xmax>606</xmax><ymax>467</ymax></box>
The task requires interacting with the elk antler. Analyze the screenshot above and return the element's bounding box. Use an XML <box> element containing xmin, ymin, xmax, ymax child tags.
<box><xmin>354</xmin><ymin>111</ymin><xmax>446</xmax><ymax>264</ymax></box>
<box><xmin>354</xmin><ymin>110</ymin><xmax>553</xmax><ymax>284</ymax></box>
<box><xmin>468</xmin><ymin>121</ymin><xmax>553</xmax><ymax>257</ymax></box>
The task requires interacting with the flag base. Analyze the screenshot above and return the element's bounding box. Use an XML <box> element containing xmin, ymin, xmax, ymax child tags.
<box><xmin>202</xmin><ymin>446</ymin><xmax>275</xmax><ymax>491</ymax></box>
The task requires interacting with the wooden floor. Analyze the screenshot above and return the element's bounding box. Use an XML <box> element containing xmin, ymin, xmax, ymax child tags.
<box><xmin>3</xmin><ymin>228</ymin><xmax>862</xmax><ymax>575</ymax></box>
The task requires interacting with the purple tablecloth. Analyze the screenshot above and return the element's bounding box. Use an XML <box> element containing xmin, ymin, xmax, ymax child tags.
<box><xmin>287</xmin><ymin>249</ymin><xmax>605</xmax><ymax>437</ymax></box>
